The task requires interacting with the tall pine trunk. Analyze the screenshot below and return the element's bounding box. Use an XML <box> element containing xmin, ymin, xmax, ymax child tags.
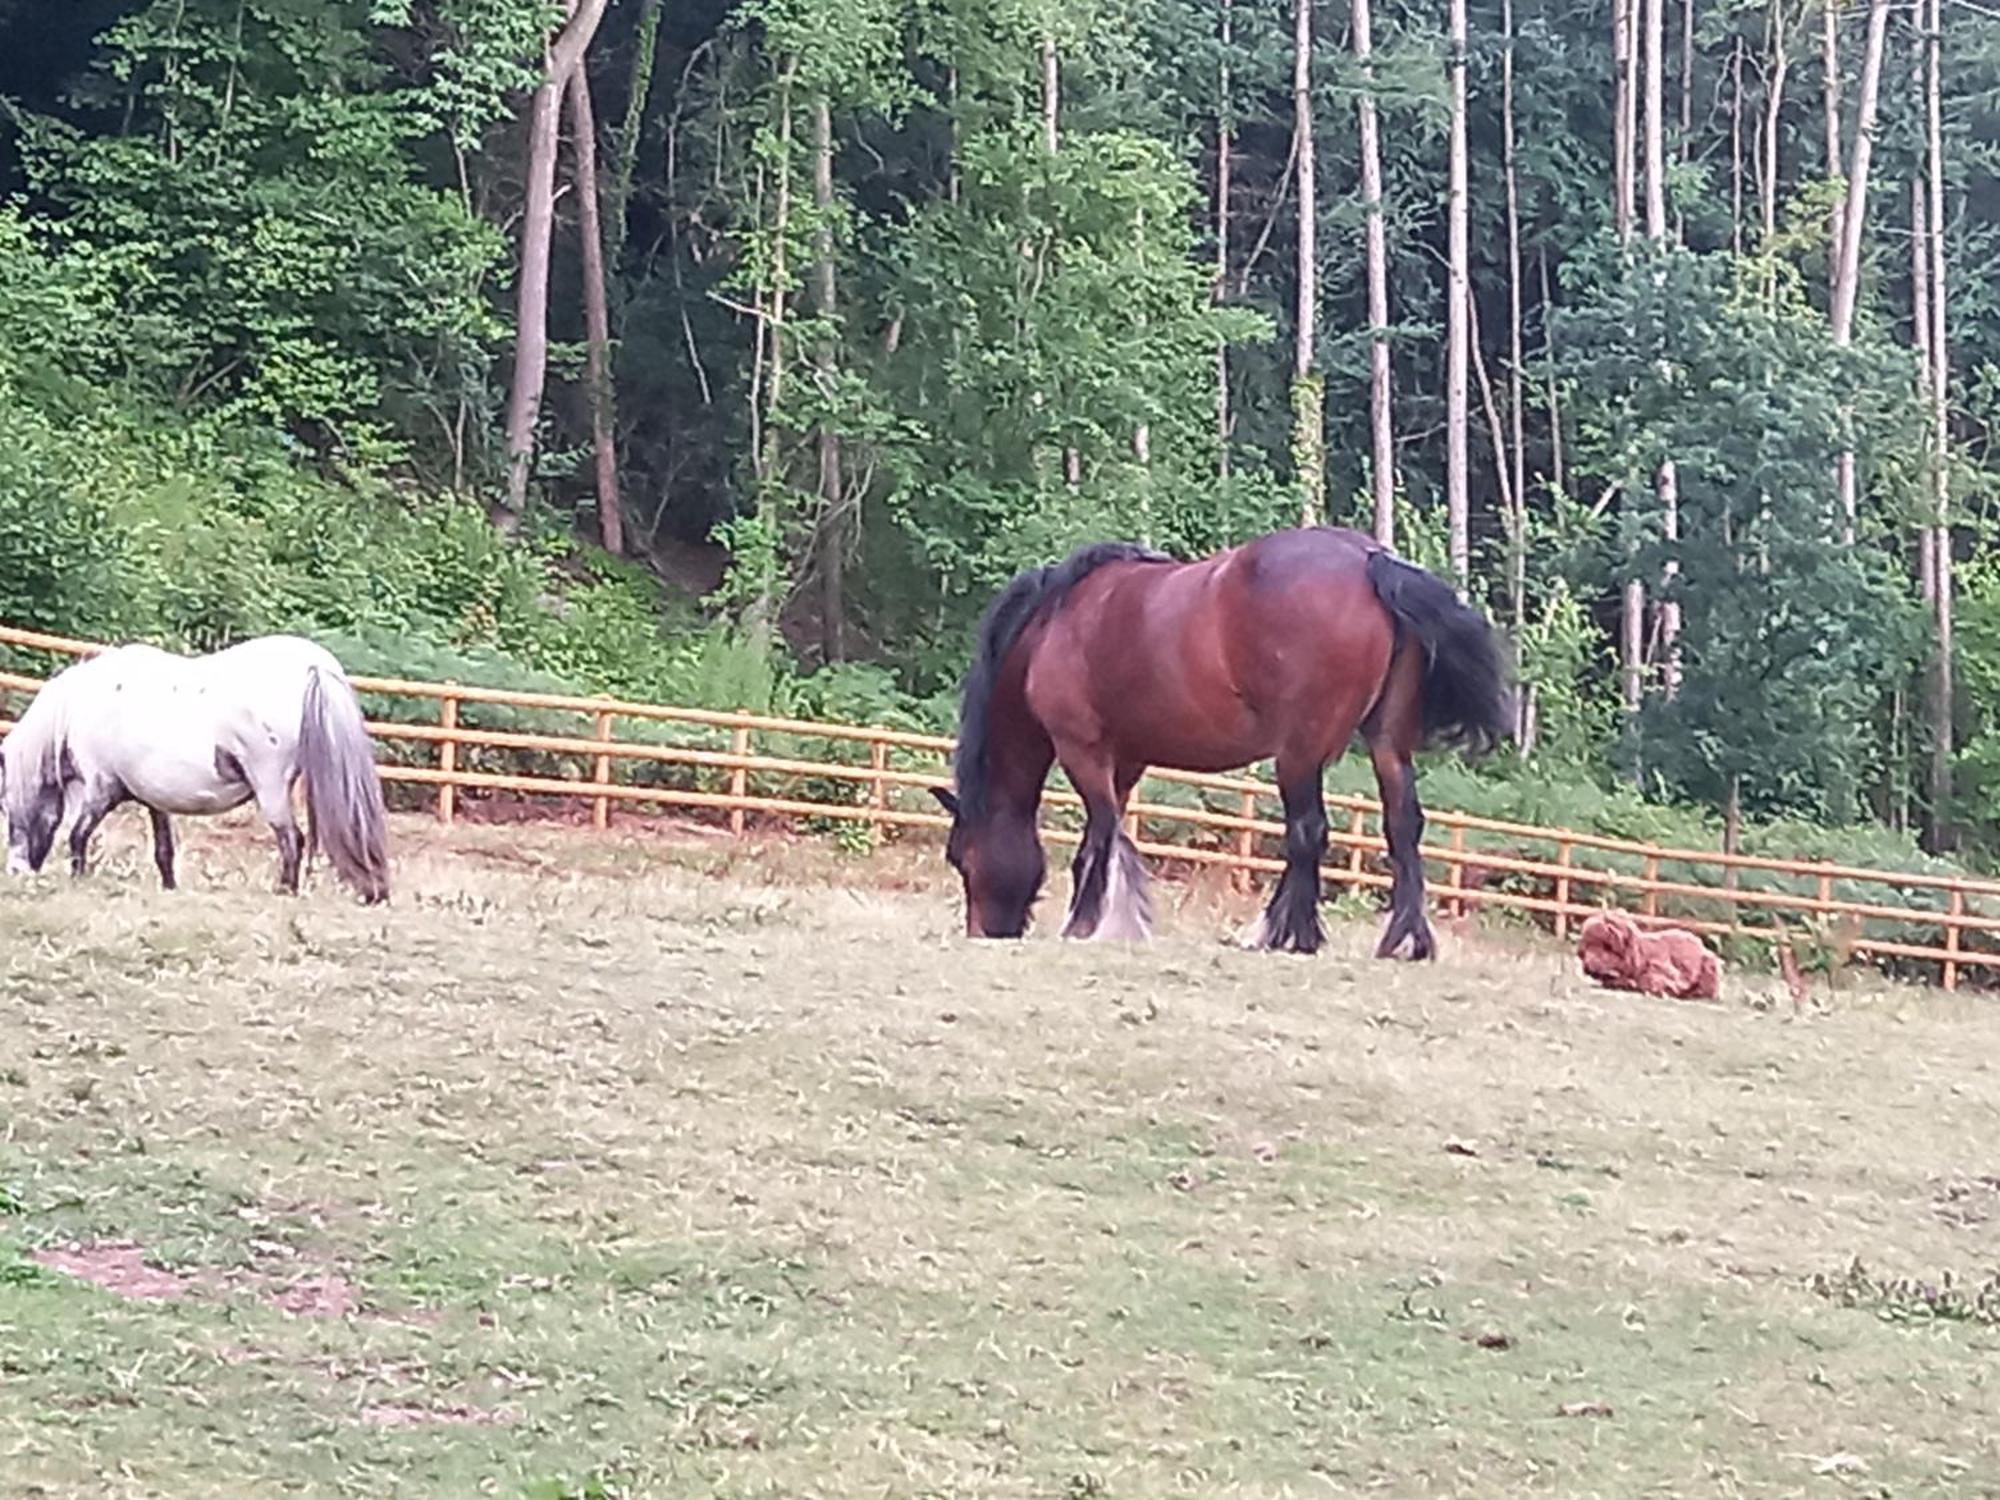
<box><xmin>566</xmin><ymin>61</ymin><xmax>622</xmax><ymax>556</ymax></box>
<box><xmin>1828</xmin><ymin>0</ymin><xmax>1888</xmax><ymax>545</ymax></box>
<box><xmin>1215</xmin><ymin>0</ymin><xmax>1234</xmax><ymax>481</ymax></box>
<box><xmin>1446</xmin><ymin>0</ymin><xmax>1469</xmax><ymax>589</ymax></box>
<box><xmin>1292</xmin><ymin>0</ymin><xmax>1324</xmax><ymax>526</ymax></box>
<box><xmin>812</xmin><ymin>93</ymin><xmax>845</xmax><ymax>662</ymax></box>
<box><xmin>1502</xmin><ymin>0</ymin><xmax>1526</xmax><ymax>646</ymax></box>
<box><xmin>1645</xmin><ymin>0</ymin><xmax>1680</xmax><ymax>694</ymax></box>
<box><xmin>1925</xmin><ymin>0</ymin><xmax>1954</xmax><ymax>845</ymax></box>
<box><xmin>1822</xmin><ymin>0</ymin><xmax>1842</xmax><ymax>301</ymax></box>
<box><xmin>1355</xmin><ymin>0</ymin><xmax>1394</xmax><ymax>544</ymax></box>
<box><xmin>502</xmin><ymin>0</ymin><xmax>610</xmax><ymax>524</ymax></box>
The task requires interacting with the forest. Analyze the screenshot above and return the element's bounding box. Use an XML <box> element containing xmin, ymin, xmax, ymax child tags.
<box><xmin>1</xmin><ymin>0</ymin><xmax>1998</xmax><ymax>866</ymax></box>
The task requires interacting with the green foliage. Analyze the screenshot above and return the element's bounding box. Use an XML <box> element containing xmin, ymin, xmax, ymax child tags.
<box><xmin>1556</xmin><ymin>242</ymin><xmax>1925</xmax><ymax>824</ymax></box>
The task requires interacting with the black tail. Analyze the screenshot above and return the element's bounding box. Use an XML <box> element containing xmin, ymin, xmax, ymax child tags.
<box><xmin>1365</xmin><ymin>550</ymin><xmax>1514</xmax><ymax>756</ymax></box>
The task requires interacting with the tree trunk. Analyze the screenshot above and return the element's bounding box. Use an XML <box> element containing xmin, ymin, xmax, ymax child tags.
<box><xmin>812</xmin><ymin>93</ymin><xmax>845</xmax><ymax>663</ymax></box>
<box><xmin>1503</xmin><ymin>0</ymin><xmax>1525</xmax><ymax>647</ymax></box>
<box><xmin>1446</xmin><ymin>0</ymin><xmax>1469</xmax><ymax>589</ymax></box>
<box><xmin>1828</xmin><ymin>0</ymin><xmax>1888</xmax><ymax>543</ymax></box>
<box><xmin>1041</xmin><ymin>34</ymin><xmax>1059</xmax><ymax>153</ymax></box>
<box><xmin>1679</xmin><ymin>0</ymin><xmax>1695</xmax><ymax>164</ymax></box>
<box><xmin>502</xmin><ymin>0</ymin><xmax>609</xmax><ymax>525</ymax></box>
<box><xmin>1041</xmin><ymin>35</ymin><xmax>1081</xmax><ymax>490</ymax></box>
<box><xmin>1822</xmin><ymin>0</ymin><xmax>1842</xmax><ymax>301</ymax></box>
<box><xmin>1216</xmin><ymin>0</ymin><xmax>1234</xmax><ymax>481</ymax></box>
<box><xmin>1292</xmin><ymin>0</ymin><xmax>1323</xmax><ymax>527</ymax></box>
<box><xmin>1643</xmin><ymin>0</ymin><xmax>1667</xmax><ymax>239</ymax></box>
<box><xmin>760</xmin><ymin>67</ymin><xmax>796</xmax><ymax>488</ymax></box>
<box><xmin>1613</xmin><ymin>0</ymin><xmax>1636</xmax><ymax>242</ymax></box>
<box><xmin>1759</xmin><ymin>1</ymin><xmax>1790</xmax><ymax>259</ymax></box>
<box><xmin>1731</xmin><ymin>36</ymin><xmax>1745</xmax><ymax>254</ymax></box>
<box><xmin>1645</xmin><ymin>0</ymin><xmax>1680</xmax><ymax>692</ymax></box>
<box><xmin>1540</xmin><ymin>245</ymin><xmax>1564</xmax><ymax>499</ymax></box>
<box><xmin>566</xmin><ymin>62</ymin><xmax>622</xmax><ymax>556</ymax></box>
<box><xmin>1356</xmin><ymin>0</ymin><xmax>1394</xmax><ymax>545</ymax></box>
<box><xmin>1926</xmin><ymin>0</ymin><xmax>1953</xmax><ymax>845</ymax></box>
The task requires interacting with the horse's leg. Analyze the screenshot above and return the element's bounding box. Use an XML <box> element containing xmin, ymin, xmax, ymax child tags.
<box><xmin>148</xmin><ymin>809</ymin><xmax>177</xmax><ymax>890</ymax></box>
<box><xmin>1059</xmin><ymin>752</ymin><xmax>1151</xmax><ymax>941</ymax></box>
<box><xmin>1094</xmin><ymin>762</ymin><xmax>1153</xmax><ymax>941</ymax></box>
<box><xmin>66</xmin><ymin>778</ymin><xmax>130</xmax><ymax>878</ymax></box>
<box><xmin>1365</xmin><ymin>720</ymin><xmax>1435</xmax><ymax>962</ymax></box>
<box><xmin>1241</xmin><ymin>762</ymin><xmax>1330</xmax><ymax>954</ymax></box>
<box><xmin>246</xmin><ymin>760</ymin><xmax>305</xmax><ymax>895</ymax></box>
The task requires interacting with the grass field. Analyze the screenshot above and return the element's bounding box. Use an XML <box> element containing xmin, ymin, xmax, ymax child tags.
<box><xmin>3</xmin><ymin>810</ymin><xmax>2000</xmax><ymax>1498</ymax></box>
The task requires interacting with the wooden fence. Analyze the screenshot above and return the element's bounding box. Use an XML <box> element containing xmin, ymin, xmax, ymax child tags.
<box><xmin>3</xmin><ymin>622</ymin><xmax>1998</xmax><ymax>990</ymax></box>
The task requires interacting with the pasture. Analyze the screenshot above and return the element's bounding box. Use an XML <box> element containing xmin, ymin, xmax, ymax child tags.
<box><xmin>2</xmin><ymin>813</ymin><xmax>1997</xmax><ymax>1498</ymax></box>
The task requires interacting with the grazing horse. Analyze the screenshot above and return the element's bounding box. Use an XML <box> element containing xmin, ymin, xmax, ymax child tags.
<box><xmin>1</xmin><ymin>635</ymin><xmax>390</xmax><ymax>902</ymax></box>
<box><xmin>931</xmin><ymin>527</ymin><xmax>1511</xmax><ymax>958</ymax></box>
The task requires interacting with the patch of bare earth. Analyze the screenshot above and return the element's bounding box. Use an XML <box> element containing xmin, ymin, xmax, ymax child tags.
<box><xmin>31</xmin><ymin>1241</ymin><xmax>192</xmax><ymax>1301</ymax></box>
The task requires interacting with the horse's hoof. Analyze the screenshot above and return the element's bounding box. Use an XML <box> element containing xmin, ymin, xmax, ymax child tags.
<box><xmin>1234</xmin><ymin>912</ymin><xmax>1271</xmax><ymax>950</ymax></box>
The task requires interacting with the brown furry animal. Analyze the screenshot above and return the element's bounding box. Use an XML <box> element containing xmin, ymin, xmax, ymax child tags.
<box><xmin>1577</xmin><ymin>911</ymin><xmax>1721</xmax><ymax>1001</ymax></box>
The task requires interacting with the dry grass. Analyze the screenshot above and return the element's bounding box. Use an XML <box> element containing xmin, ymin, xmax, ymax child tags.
<box><xmin>3</xmin><ymin>808</ymin><xmax>2000</xmax><ymax>1498</ymax></box>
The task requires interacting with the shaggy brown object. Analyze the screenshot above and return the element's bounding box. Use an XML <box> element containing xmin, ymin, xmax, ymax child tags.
<box><xmin>1577</xmin><ymin>911</ymin><xmax>1721</xmax><ymax>1001</ymax></box>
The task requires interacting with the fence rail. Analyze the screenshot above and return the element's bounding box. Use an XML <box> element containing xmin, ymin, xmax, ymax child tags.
<box><xmin>2</xmin><ymin>623</ymin><xmax>1995</xmax><ymax>990</ymax></box>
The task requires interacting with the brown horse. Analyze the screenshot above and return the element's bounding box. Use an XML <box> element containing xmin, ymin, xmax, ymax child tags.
<box><xmin>931</xmin><ymin>527</ymin><xmax>1511</xmax><ymax>958</ymax></box>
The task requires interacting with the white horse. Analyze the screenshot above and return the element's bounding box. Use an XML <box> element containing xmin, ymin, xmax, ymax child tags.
<box><xmin>0</xmin><ymin>635</ymin><xmax>389</xmax><ymax>902</ymax></box>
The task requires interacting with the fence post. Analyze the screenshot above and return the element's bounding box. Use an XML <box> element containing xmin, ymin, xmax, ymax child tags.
<box><xmin>592</xmin><ymin>704</ymin><xmax>614</xmax><ymax>832</ymax></box>
<box><xmin>869</xmin><ymin>740</ymin><xmax>888</xmax><ymax>836</ymax></box>
<box><xmin>1642</xmin><ymin>854</ymin><xmax>1659</xmax><ymax>919</ymax></box>
<box><xmin>1447</xmin><ymin>823</ymin><xmax>1466</xmax><ymax>917</ymax></box>
<box><xmin>729</xmin><ymin>726</ymin><xmax>750</xmax><ymax>837</ymax></box>
<box><xmin>1234</xmin><ymin>790</ymin><xmax>1256</xmax><ymax>894</ymax></box>
<box><xmin>1554</xmin><ymin>840</ymin><xmax>1574</xmax><ymax>940</ymax></box>
<box><xmin>1347</xmin><ymin>807</ymin><xmax>1366</xmax><ymax>880</ymax></box>
<box><xmin>1816</xmin><ymin>860</ymin><xmax>1835</xmax><ymax>917</ymax></box>
<box><xmin>1945</xmin><ymin>886</ymin><xmax>1964</xmax><ymax>993</ymax></box>
<box><xmin>437</xmin><ymin>686</ymin><xmax>459</xmax><ymax>826</ymax></box>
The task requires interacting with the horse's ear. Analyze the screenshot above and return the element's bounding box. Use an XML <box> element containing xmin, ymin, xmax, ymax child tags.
<box><xmin>930</xmin><ymin>786</ymin><xmax>960</xmax><ymax>818</ymax></box>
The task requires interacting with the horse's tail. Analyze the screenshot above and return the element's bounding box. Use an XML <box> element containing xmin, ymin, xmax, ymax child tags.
<box><xmin>1364</xmin><ymin>549</ymin><xmax>1514</xmax><ymax>756</ymax></box>
<box><xmin>298</xmin><ymin>665</ymin><xmax>391</xmax><ymax>903</ymax></box>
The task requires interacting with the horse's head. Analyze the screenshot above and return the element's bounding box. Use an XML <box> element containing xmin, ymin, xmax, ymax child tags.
<box><xmin>932</xmin><ymin>787</ymin><xmax>1043</xmax><ymax>938</ymax></box>
<box><xmin>0</xmin><ymin>743</ymin><xmax>62</xmax><ymax>876</ymax></box>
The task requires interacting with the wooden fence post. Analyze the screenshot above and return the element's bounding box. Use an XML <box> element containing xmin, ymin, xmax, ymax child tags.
<box><xmin>1642</xmin><ymin>854</ymin><xmax>1659</xmax><ymax>918</ymax></box>
<box><xmin>1347</xmin><ymin>807</ymin><xmax>1366</xmax><ymax>880</ymax></box>
<box><xmin>729</xmin><ymin>726</ymin><xmax>750</xmax><ymax>837</ymax></box>
<box><xmin>869</xmin><ymin>740</ymin><xmax>888</xmax><ymax>836</ymax></box>
<box><xmin>1945</xmin><ymin>886</ymin><xmax>1964</xmax><ymax>993</ymax></box>
<box><xmin>437</xmin><ymin>686</ymin><xmax>459</xmax><ymax>826</ymax></box>
<box><xmin>1816</xmin><ymin>860</ymin><xmax>1835</xmax><ymax>917</ymax></box>
<box><xmin>592</xmin><ymin>704</ymin><xmax>614</xmax><ymax>831</ymax></box>
<box><xmin>1447</xmin><ymin>824</ymin><xmax>1466</xmax><ymax>917</ymax></box>
<box><xmin>1554</xmin><ymin>840</ymin><xmax>1574</xmax><ymax>940</ymax></box>
<box><xmin>1234</xmin><ymin>790</ymin><xmax>1256</xmax><ymax>893</ymax></box>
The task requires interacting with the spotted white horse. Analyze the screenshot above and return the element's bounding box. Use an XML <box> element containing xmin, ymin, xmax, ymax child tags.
<box><xmin>1</xmin><ymin>635</ymin><xmax>389</xmax><ymax>902</ymax></box>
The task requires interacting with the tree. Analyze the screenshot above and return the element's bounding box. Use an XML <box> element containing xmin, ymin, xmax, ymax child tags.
<box><xmin>1445</xmin><ymin>0</ymin><xmax>1468</xmax><ymax>589</ymax></box>
<box><xmin>1291</xmin><ymin>0</ymin><xmax>1323</xmax><ymax>526</ymax></box>
<box><xmin>1557</xmin><ymin>244</ymin><xmax>1922</xmax><ymax>838</ymax></box>
<box><xmin>1354</xmin><ymin>0</ymin><xmax>1393</xmax><ymax>545</ymax></box>
<box><xmin>501</xmin><ymin>0</ymin><xmax>610</xmax><ymax>525</ymax></box>
<box><xmin>566</xmin><ymin>60</ymin><xmax>622</xmax><ymax>556</ymax></box>
<box><xmin>1827</xmin><ymin>0</ymin><xmax>1889</xmax><ymax>542</ymax></box>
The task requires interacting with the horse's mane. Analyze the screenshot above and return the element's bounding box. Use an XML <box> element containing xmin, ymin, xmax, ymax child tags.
<box><xmin>951</xmin><ymin>541</ymin><xmax>1169</xmax><ymax>820</ymax></box>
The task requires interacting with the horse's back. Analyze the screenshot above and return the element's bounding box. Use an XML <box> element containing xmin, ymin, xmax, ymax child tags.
<box><xmin>1029</xmin><ymin>527</ymin><xmax>1399</xmax><ymax>772</ymax></box>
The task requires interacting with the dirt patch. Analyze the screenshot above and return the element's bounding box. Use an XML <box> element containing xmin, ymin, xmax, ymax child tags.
<box><xmin>267</xmin><ymin>1272</ymin><xmax>362</xmax><ymax>1319</ymax></box>
<box><xmin>361</xmin><ymin>1401</ymin><xmax>513</xmax><ymax>1428</ymax></box>
<box><xmin>32</xmin><ymin>1241</ymin><xmax>192</xmax><ymax>1301</ymax></box>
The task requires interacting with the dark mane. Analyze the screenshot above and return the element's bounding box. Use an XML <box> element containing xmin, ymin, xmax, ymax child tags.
<box><xmin>951</xmin><ymin>541</ymin><xmax>1169</xmax><ymax>820</ymax></box>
